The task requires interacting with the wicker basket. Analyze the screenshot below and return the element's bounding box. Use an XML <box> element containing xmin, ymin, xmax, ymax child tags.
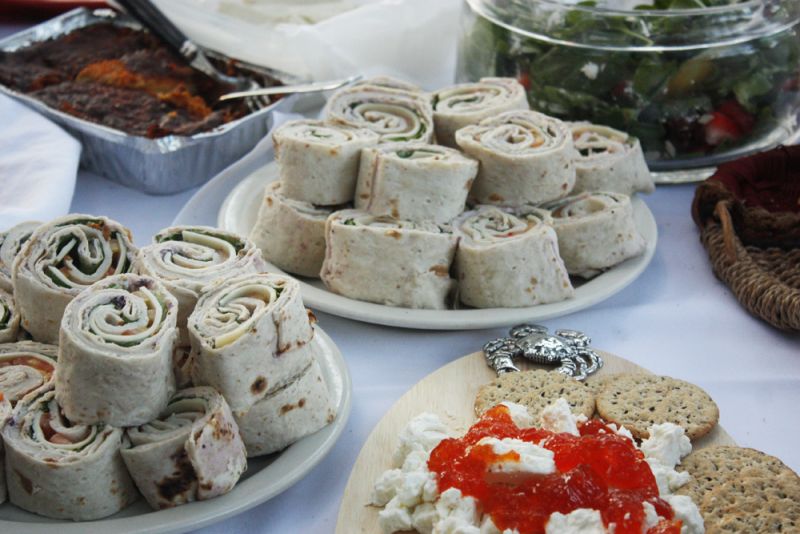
<box><xmin>692</xmin><ymin>146</ymin><xmax>800</xmax><ymax>331</ymax></box>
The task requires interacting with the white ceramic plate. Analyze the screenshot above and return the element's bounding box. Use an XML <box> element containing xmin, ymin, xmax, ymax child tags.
<box><xmin>0</xmin><ymin>327</ymin><xmax>351</xmax><ymax>534</ymax></box>
<box><xmin>207</xmin><ymin>160</ymin><xmax>658</xmax><ymax>330</ymax></box>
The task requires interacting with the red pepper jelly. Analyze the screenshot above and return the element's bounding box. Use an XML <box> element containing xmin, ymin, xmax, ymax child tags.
<box><xmin>427</xmin><ymin>404</ymin><xmax>681</xmax><ymax>534</ymax></box>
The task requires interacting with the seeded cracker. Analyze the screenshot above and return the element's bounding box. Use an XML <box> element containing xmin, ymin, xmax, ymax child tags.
<box><xmin>474</xmin><ymin>369</ymin><xmax>595</xmax><ymax>419</ymax></box>
<box><xmin>595</xmin><ymin>374</ymin><xmax>718</xmax><ymax>440</ymax></box>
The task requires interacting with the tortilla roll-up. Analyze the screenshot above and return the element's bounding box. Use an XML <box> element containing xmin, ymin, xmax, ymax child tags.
<box><xmin>12</xmin><ymin>214</ymin><xmax>137</xmax><ymax>344</ymax></box>
<box><xmin>544</xmin><ymin>192</ymin><xmax>646</xmax><ymax>279</ymax></box>
<box><xmin>0</xmin><ymin>341</ymin><xmax>58</xmax><ymax>505</ymax></box>
<box><xmin>188</xmin><ymin>273</ymin><xmax>318</xmax><ymax>415</ymax></box>
<box><xmin>324</xmin><ymin>84</ymin><xmax>434</xmax><ymax>143</ymax></box>
<box><xmin>122</xmin><ymin>387</ymin><xmax>247</xmax><ymax>509</ymax></box>
<box><xmin>136</xmin><ymin>226</ymin><xmax>266</xmax><ymax>345</ymax></box>
<box><xmin>354</xmin><ymin>143</ymin><xmax>478</xmax><ymax>223</ymax></box>
<box><xmin>0</xmin><ymin>289</ymin><xmax>19</xmax><ymax>343</ymax></box>
<box><xmin>3</xmin><ymin>387</ymin><xmax>137</xmax><ymax>520</ymax></box>
<box><xmin>456</xmin><ymin>110</ymin><xmax>576</xmax><ymax>206</ymax></box>
<box><xmin>56</xmin><ymin>274</ymin><xmax>179</xmax><ymax>426</ymax></box>
<box><xmin>0</xmin><ymin>220</ymin><xmax>39</xmax><ymax>293</ymax></box>
<box><xmin>432</xmin><ymin>77</ymin><xmax>529</xmax><ymax>147</ymax></box>
<box><xmin>352</xmin><ymin>76</ymin><xmax>424</xmax><ymax>94</ymax></box>
<box><xmin>570</xmin><ymin>122</ymin><xmax>654</xmax><ymax>195</ymax></box>
<box><xmin>249</xmin><ymin>181</ymin><xmax>336</xmax><ymax>278</ymax></box>
<box><xmin>236</xmin><ymin>358</ymin><xmax>335</xmax><ymax>457</ymax></box>
<box><xmin>453</xmin><ymin>206</ymin><xmax>573</xmax><ymax>308</ymax></box>
<box><xmin>320</xmin><ymin>210</ymin><xmax>458</xmax><ymax>309</ymax></box>
<box><xmin>273</xmin><ymin>119</ymin><xmax>378</xmax><ymax>205</ymax></box>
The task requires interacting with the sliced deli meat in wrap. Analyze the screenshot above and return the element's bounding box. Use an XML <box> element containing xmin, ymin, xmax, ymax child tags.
<box><xmin>2</xmin><ymin>386</ymin><xmax>137</xmax><ymax>520</ymax></box>
<box><xmin>320</xmin><ymin>210</ymin><xmax>458</xmax><ymax>310</ymax></box>
<box><xmin>432</xmin><ymin>77</ymin><xmax>529</xmax><ymax>147</ymax></box>
<box><xmin>0</xmin><ymin>220</ymin><xmax>40</xmax><ymax>293</ymax></box>
<box><xmin>135</xmin><ymin>226</ymin><xmax>266</xmax><ymax>345</ymax></box>
<box><xmin>249</xmin><ymin>181</ymin><xmax>336</xmax><ymax>278</ymax></box>
<box><xmin>122</xmin><ymin>387</ymin><xmax>247</xmax><ymax>509</ymax></box>
<box><xmin>188</xmin><ymin>273</ymin><xmax>319</xmax><ymax>415</ymax></box>
<box><xmin>56</xmin><ymin>274</ymin><xmax>179</xmax><ymax>426</ymax></box>
<box><xmin>0</xmin><ymin>289</ymin><xmax>19</xmax><ymax>343</ymax></box>
<box><xmin>236</xmin><ymin>358</ymin><xmax>335</xmax><ymax>457</ymax></box>
<box><xmin>544</xmin><ymin>192</ymin><xmax>646</xmax><ymax>279</ymax></box>
<box><xmin>570</xmin><ymin>122</ymin><xmax>654</xmax><ymax>196</ymax></box>
<box><xmin>273</xmin><ymin>119</ymin><xmax>378</xmax><ymax>205</ymax></box>
<box><xmin>12</xmin><ymin>214</ymin><xmax>137</xmax><ymax>344</ymax></box>
<box><xmin>454</xmin><ymin>206</ymin><xmax>574</xmax><ymax>308</ymax></box>
<box><xmin>324</xmin><ymin>84</ymin><xmax>434</xmax><ymax>143</ymax></box>
<box><xmin>456</xmin><ymin>110</ymin><xmax>576</xmax><ymax>206</ymax></box>
<box><xmin>355</xmin><ymin>142</ymin><xmax>478</xmax><ymax>223</ymax></box>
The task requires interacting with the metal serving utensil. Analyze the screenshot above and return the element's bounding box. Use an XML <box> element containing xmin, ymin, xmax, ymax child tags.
<box><xmin>483</xmin><ymin>324</ymin><xmax>604</xmax><ymax>381</ymax></box>
<box><xmin>217</xmin><ymin>75</ymin><xmax>362</xmax><ymax>103</ymax></box>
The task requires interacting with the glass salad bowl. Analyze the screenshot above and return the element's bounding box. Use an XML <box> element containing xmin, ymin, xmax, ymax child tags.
<box><xmin>456</xmin><ymin>0</ymin><xmax>800</xmax><ymax>179</ymax></box>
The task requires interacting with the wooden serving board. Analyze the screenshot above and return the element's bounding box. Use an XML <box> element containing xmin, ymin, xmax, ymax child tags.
<box><xmin>336</xmin><ymin>350</ymin><xmax>735</xmax><ymax>534</ymax></box>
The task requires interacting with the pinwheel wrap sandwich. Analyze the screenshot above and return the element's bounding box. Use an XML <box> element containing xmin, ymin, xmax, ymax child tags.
<box><xmin>0</xmin><ymin>220</ymin><xmax>39</xmax><ymax>293</ymax></box>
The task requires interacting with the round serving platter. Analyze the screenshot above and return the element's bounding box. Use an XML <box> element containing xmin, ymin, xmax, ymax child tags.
<box><xmin>209</xmin><ymin>160</ymin><xmax>658</xmax><ymax>330</ymax></box>
<box><xmin>0</xmin><ymin>327</ymin><xmax>352</xmax><ymax>534</ymax></box>
<box><xmin>335</xmin><ymin>350</ymin><xmax>735</xmax><ymax>534</ymax></box>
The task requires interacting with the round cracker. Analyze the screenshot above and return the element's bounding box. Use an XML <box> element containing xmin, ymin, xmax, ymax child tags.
<box><xmin>595</xmin><ymin>373</ymin><xmax>718</xmax><ymax>440</ymax></box>
<box><xmin>474</xmin><ymin>369</ymin><xmax>595</xmax><ymax>420</ymax></box>
<box><xmin>675</xmin><ymin>446</ymin><xmax>796</xmax><ymax>504</ymax></box>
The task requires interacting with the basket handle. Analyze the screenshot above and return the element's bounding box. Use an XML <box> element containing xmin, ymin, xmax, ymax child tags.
<box><xmin>714</xmin><ymin>200</ymin><xmax>738</xmax><ymax>262</ymax></box>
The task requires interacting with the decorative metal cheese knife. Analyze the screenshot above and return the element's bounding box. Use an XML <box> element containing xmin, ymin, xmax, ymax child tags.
<box><xmin>483</xmin><ymin>324</ymin><xmax>603</xmax><ymax>381</ymax></box>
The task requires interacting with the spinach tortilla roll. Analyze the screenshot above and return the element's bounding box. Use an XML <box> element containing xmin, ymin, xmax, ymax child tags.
<box><xmin>188</xmin><ymin>273</ymin><xmax>319</xmax><ymax>416</ymax></box>
<box><xmin>455</xmin><ymin>110</ymin><xmax>576</xmax><ymax>206</ymax></box>
<box><xmin>454</xmin><ymin>206</ymin><xmax>573</xmax><ymax>308</ymax></box>
<box><xmin>544</xmin><ymin>192</ymin><xmax>646</xmax><ymax>279</ymax></box>
<box><xmin>122</xmin><ymin>387</ymin><xmax>247</xmax><ymax>510</ymax></box>
<box><xmin>56</xmin><ymin>274</ymin><xmax>179</xmax><ymax>426</ymax></box>
<box><xmin>236</xmin><ymin>358</ymin><xmax>335</xmax><ymax>457</ymax></box>
<box><xmin>0</xmin><ymin>341</ymin><xmax>58</xmax><ymax>505</ymax></box>
<box><xmin>432</xmin><ymin>77</ymin><xmax>529</xmax><ymax>147</ymax></box>
<box><xmin>354</xmin><ymin>142</ymin><xmax>478</xmax><ymax>223</ymax></box>
<box><xmin>0</xmin><ymin>220</ymin><xmax>40</xmax><ymax>293</ymax></box>
<box><xmin>2</xmin><ymin>386</ymin><xmax>137</xmax><ymax>520</ymax></box>
<box><xmin>570</xmin><ymin>122</ymin><xmax>655</xmax><ymax>196</ymax></box>
<box><xmin>320</xmin><ymin>210</ymin><xmax>457</xmax><ymax>309</ymax></box>
<box><xmin>273</xmin><ymin>119</ymin><xmax>379</xmax><ymax>205</ymax></box>
<box><xmin>249</xmin><ymin>181</ymin><xmax>337</xmax><ymax>278</ymax></box>
<box><xmin>0</xmin><ymin>289</ymin><xmax>19</xmax><ymax>343</ymax></box>
<box><xmin>12</xmin><ymin>214</ymin><xmax>137</xmax><ymax>344</ymax></box>
<box><xmin>324</xmin><ymin>84</ymin><xmax>434</xmax><ymax>143</ymax></box>
<box><xmin>135</xmin><ymin>226</ymin><xmax>266</xmax><ymax>345</ymax></box>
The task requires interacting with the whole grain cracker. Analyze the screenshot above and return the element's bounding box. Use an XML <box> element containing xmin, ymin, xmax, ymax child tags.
<box><xmin>675</xmin><ymin>446</ymin><xmax>795</xmax><ymax>504</ymax></box>
<box><xmin>595</xmin><ymin>373</ymin><xmax>718</xmax><ymax>440</ymax></box>
<box><xmin>584</xmin><ymin>374</ymin><xmax>616</xmax><ymax>399</ymax></box>
<box><xmin>474</xmin><ymin>369</ymin><xmax>595</xmax><ymax>420</ymax></box>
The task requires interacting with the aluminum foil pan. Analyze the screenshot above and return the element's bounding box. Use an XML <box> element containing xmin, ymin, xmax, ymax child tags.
<box><xmin>0</xmin><ymin>8</ymin><xmax>299</xmax><ymax>195</ymax></box>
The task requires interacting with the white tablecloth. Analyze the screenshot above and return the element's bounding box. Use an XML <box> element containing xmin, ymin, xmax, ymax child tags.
<box><xmin>68</xmin><ymin>168</ymin><xmax>800</xmax><ymax>534</ymax></box>
<box><xmin>2</xmin><ymin>20</ymin><xmax>798</xmax><ymax>534</ymax></box>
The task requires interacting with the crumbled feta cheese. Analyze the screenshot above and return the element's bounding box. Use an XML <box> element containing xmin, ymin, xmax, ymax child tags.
<box><xmin>606</xmin><ymin>422</ymin><xmax>634</xmax><ymax>442</ymax></box>
<box><xmin>396</xmin><ymin>470</ymin><xmax>435</xmax><ymax>507</ymax></box>
<box><xmin>501</xmin><ymin>401</ymin><xmax>535</xmax><ymax>429</ymax></box>
<box><xmin>580</xmin><ymin>62</ymin><xmax>600</xmax><ymax>80</ymax></box>
<box><xmin>646</xmin><ymin>457</ymin><xmax>691</xmax><ymax>495</ymax></box>
<box><xmin>480</xmin><ymin>516</ymin><xmax>520</xmax><ymax>534</ymax></box>
<box><xmin>664</xmin><ymin>495</ymin><xmax>705</xmax><ymax>534</ymax></box>
<box><xmin>433</xmin><ymin>488</ymin><xmax>481</xmax><ymax>534</ymax></box>
<box><xmin>545</xmin><ymin>508</ymin><xmax>606</xmax><ymax>534</ymax></box>
<box><xmin>372</xmin><ymin>468</ymin><xmax>405</xmax><ymax>506</ymax></box>
<box><xmin>403</xmin><ymin>449</ymin><xmax>430</xmax><ymax>473</ymax></box>
<box><xmin>641</xmin><ymin>423</ymin><xmax>691</xmax><ymax>468</ymax></box>
<box><xmin>539</xmin><ymin>398</ymin><xmax>583</xmax><ymax>436</ymax></box>
<box><xmin>476</xmin><ymin>437</ymin><xmax>556</xmax><ymax>482</ymax></box>
<box><xmin>394</xmin><ymin>412</ymin><xmax>450</xmax><ymax>466</ymax></box>
<box><xmin>378</xmin><ymin>495</ymin><xmax>414</xmax><ymax>533</ymax></box>
<box><xmin>642</xmin><ymin>502</ymin><xmax>660</xmax><ymax>532</ymax></box>
<box><xmin>413</xmin><ymin>502</ymin><xmax>438</xmax><ymax>534</ymax></box>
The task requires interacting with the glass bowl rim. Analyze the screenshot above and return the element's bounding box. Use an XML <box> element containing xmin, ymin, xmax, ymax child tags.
<box><xmin>531</xmin><ymin>0</ymin><xmax>767</xmax><ymax>18</ymax></box>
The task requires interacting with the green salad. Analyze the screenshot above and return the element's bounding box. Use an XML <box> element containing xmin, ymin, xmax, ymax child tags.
<box><xmin>457</xmin><ymin>0</ymin><xmax>800</xmax><ymax>167</ymax></box>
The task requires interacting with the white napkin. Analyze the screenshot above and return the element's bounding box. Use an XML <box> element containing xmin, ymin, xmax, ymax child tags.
<box><xmin>152</xmin><ymin>0</ymin><xmax>462</xmax><ymax>89</ymax></box>
<box><xmin>0</xmin><ymin>94</ymin><xmax>81</xmax><ymax>230</ymax></box>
